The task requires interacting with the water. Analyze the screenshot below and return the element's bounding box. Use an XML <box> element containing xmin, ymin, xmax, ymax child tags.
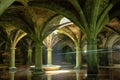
<box><xmin>0</xmin><ymin>66</ymin><xmax>120</xmax><ymax>80</ymax></box>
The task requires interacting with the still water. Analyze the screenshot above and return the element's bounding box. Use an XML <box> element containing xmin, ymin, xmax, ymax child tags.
<box><xmin>0</xmin><ymin>66</ymin><xmax>120</xmax><ymax>80</ymax></box>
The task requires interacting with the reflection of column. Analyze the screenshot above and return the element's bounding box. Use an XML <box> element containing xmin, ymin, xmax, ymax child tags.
<box><xmin>27</xmin><ymin>70</ymin><xmax>32</xmax><ymax>80</ymax></box>
<box><xmin>47</xmin><ymin>75</ymin><xmax>52</xmax><ymax>80</ymax></box>
<box><xmin>32</xmin><ymin>73</ymin><xmax>44</xmax><ymax>80</ymax></box>
<box><xmin>109</xmin><ymin>68</ymin><xmax>113</xmax><ymax>80</ymax></box>
<box><xmin>75</xmin><ymin>70</ymin><xmax>81</xmax><ymax>80</ymax></box>
<box><xmin>108</xmin><ymin>49</ymin><xmax>113</xmax><ymax>66</ymax></box>
<box><xmin>9</xmin><ymin>71</ymin><xmax>15</xmax><ymax>80</ymax></box>
<box><xmin>86</xmin><ymin>74</ymin><xmax>98</xmax><ymax>80</ymax></box>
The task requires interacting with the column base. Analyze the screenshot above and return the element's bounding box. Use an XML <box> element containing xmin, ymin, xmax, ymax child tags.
<box><xmin>74</xmin><ymin>66</ymin><xmax>81</xmax><ymax>70</ymax></box>
<box><xmin>9</xmin><ymin>67</ymin><xmax>16</xmax><ymax>71</ymax></box>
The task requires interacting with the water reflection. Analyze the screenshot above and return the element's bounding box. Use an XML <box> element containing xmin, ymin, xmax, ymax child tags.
<box><xmin>47</xmin><ymin>75</ymin><xmax>52</xmax><ymax>80</ymax></box>
<box><xmin>1</xmin><ymin>67</ymin><xmax>120</xmax><ymax>80</ymax></box>
<box><xmin>9</xmin><ymin>71</ymin><xmax>15</xmax><ymax>80</ymax></box>
<box><xmin>27</xmin><ymin>71</ymin><xmax>32</xmax><ymax>80</ymax></box>
<box><xmin>85</xmin><ymin>74</ymin><xmax>99</xmax><ymax>80</ymax></box>
<box><xmin>75</xmin><ymin>70</ymin><xmax>81</xmax><ymax>80</ymax></box>
<box><xmin>32</xmin><ymin>73</ymin><xmax>45</xmax><ymax>80</ymax></box>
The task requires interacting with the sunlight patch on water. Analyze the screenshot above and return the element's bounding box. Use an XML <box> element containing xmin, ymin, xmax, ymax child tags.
<box><xmin>45</xmin><ymin>70</ymin><xmax>74</xmax><ymax>75</ymax></box>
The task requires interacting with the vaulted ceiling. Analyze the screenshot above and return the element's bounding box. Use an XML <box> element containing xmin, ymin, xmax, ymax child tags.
<box><xmin>1</xmin><ymin>0</ymin><xmax>120</xmax><ymax>35</ymax></box>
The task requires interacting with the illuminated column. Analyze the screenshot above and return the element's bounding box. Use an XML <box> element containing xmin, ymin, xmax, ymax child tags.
<box><xmin>9</xmin><ymin>47</ymin><xmax>16</xmax><ymax>70</ymax></box>
<box><xmin>47</xmin><ymin>48</ymin><xmax>52</xmax><ymax>65</ymax></box>
<box><xmin>74</xmin><ymin>47</ymin><xmax>81</xmax><ymax>69</ymax></box>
